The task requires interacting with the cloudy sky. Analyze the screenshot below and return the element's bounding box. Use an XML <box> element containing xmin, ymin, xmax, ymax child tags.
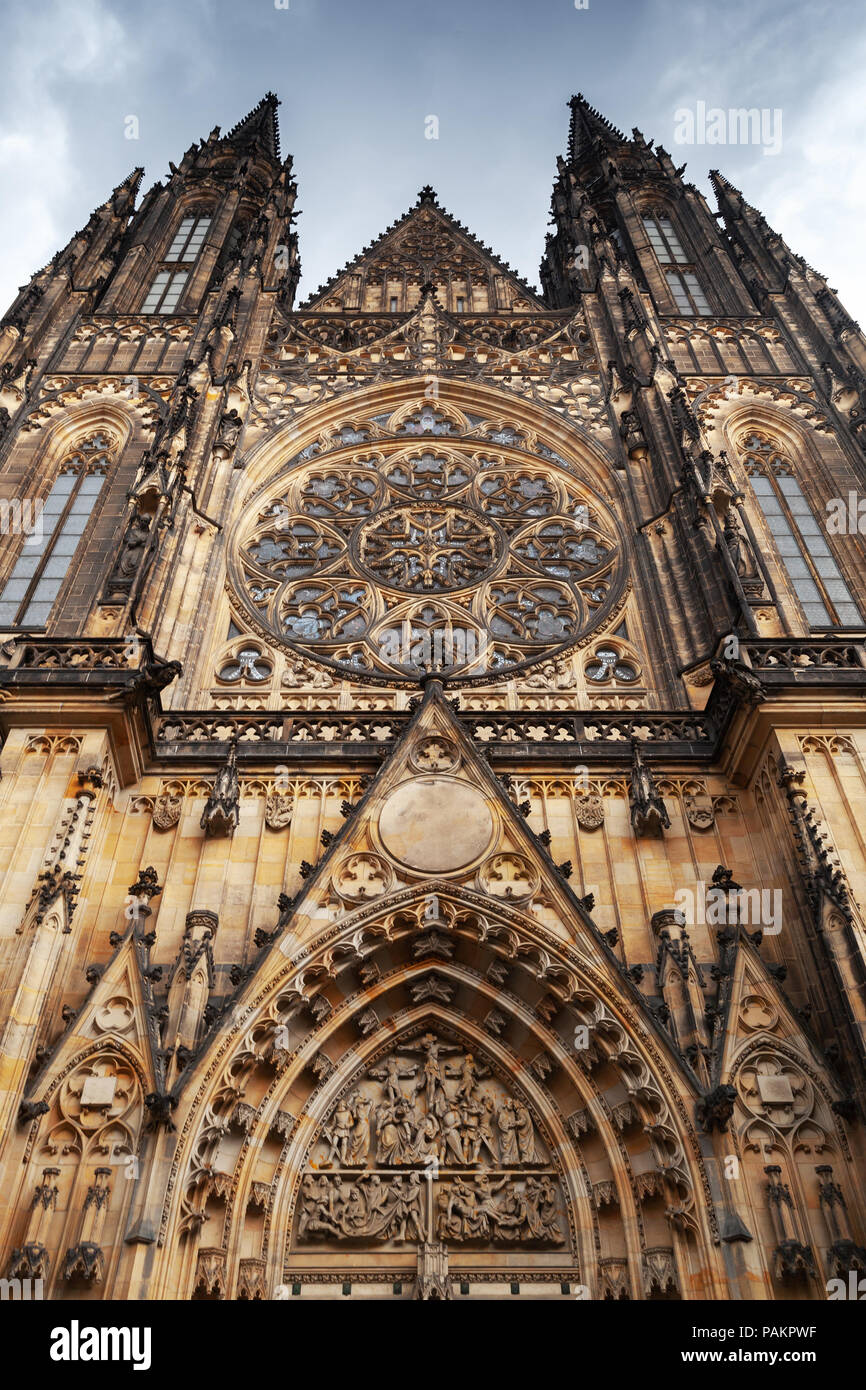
<box><xmin>1</xmin><ymin>0</ymin><xmax>864</xmax><ymax>318</ymax></box>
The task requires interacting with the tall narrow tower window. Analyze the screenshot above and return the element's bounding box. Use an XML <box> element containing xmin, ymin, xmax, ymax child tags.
<box><xmin>643</xmin><ymin>213</ymin><xmax>711</xmax><ymax>315</ymax></box>
<box><xmin>165</xmin><ymin>215</ymin><xmax>212</xmax><ymax>263</ymax></box>
<box><xmin>0</xmin><ymin>435</ymin><xmax>111</xmax><ymax>628</ymax></box>
<box><xmin>740</xmin><ymin>432</ymin><xmax>861</xmax><ymax>628</ymax></box>
<box><xmin>141</xmin><ymin>212</ymin><xmax>212</xmax><ymax>313</ymax></box>
<box><xmin>141</xmin><ymin>271</ymin><xmax>189</xmax><ymax>314</ymax></box>
<box><xmin>665</xmin><ymin>270</ymin><xmax>711</xmax><ymax>316</ymax></box>
<box><xmin>642</xmin><ymin>215</ymin><xmax>687</xmax><ymax>264</ymax></box>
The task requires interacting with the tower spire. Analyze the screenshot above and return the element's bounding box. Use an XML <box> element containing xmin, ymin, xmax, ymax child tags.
<box><xmin>223</xmin><ymin>91</ymin><xmax>281</xmax><ymax>161</ymax></box>
<box><xmin>566</xmin><ymin>92</ymin><xmax>625</xmax><ymax>163</ymax></box>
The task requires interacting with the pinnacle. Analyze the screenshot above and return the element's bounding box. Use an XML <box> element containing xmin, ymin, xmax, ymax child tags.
<box><xmin>567</xmin><ymin>92</ymin><xmax>626</xmax><ymax>163</ymax></box>
<box><xmin>224</xmin><ymin>91</ymin><xmax>281</xmax><ymax>161</ymax></box>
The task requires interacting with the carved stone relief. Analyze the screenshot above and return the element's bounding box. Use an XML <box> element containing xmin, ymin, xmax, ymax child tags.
<box><xmin>293</xmin><ymin>1029</ymin><xmax>566</xmax><ymax>1250</ymax></box>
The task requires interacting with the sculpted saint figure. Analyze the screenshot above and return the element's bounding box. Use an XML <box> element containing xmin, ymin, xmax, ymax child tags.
<box><xmin>448</xmin><ymin>1177</ymin><xmax>485</xmax><ymax>1239</ymax></box>
<box><xmin>411</xmin><ymin>1113</ymin><xmax>441</xmax><ymax>1163</ymax></box>
<box><xmin>439</xmin><ymin>1100</ymin><xmax>467</xmax><ymax>1165</ymax></box>
<box><xmin>475</xmin><ymin>1093</ymin><xmax>500</xmax><ymax>1165</ymax></box>
<box><xmin>497</xmin><ymin>1099</ymin><xmax>521</xmax><ymax>1166</ymax></box>
<box><xmin>389</xmin><ymin>1173</ymin><xmax>426</xmax><ymax>1242</ymax></box>
<box><xmin>324</xmin><ymin>1097</ymin><xmax>355</xmax><ymax>1166</ymax></box>
<box><xmin>513</xmin><ymin>1099</ymin><xmax>539</xmax><ymax>1164</ymax></box>
<box><xmin>298</xmin><ymin>1175</ymin><xmax>340</xmax><ymax>1239</ymax></box>
<box><xmin>448</xmin><ymin>1052</ymin><xmax>484</xmax><ymax>1102</ymax></box>
<box><xmin>376</xmin><ymin>1097</ymin><xmax>416</xmax><ymax>1165</ymax></box>
<box><xmin>473</xmin><ymin>1173</ymin><xmax>510</xmax><ymax>1237</ymax></box>
<box><xmin>347</xmin><ymin>1092</ymin><xmax>372</xmax><ymax>1165</ymax></box>
<box><xmin>357</xmin><ymin>1174</ymin><xmax>393</xmax><ymax>1237</ymax></box>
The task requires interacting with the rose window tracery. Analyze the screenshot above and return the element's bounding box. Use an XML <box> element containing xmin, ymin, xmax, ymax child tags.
<box><xmin>231</xmin><ymin>443</ymin><xmax>622</xmax><ymax>681</ymax></box>
<box><xmin>358</xmin><ymin>506</ymin><xmax>498</xmax><ymax>591</ymax></box>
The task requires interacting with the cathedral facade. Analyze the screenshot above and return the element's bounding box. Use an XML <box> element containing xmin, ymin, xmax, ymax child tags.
<box><xmin>1</xmin><ymin>91</ymin><xmax>866</xmax><ymax>1302</ymax></box>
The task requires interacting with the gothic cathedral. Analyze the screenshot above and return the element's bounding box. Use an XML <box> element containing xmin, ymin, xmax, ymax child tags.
<box><xmin>2</xmin><ymin>92</ymin><xmax>866</xmax><ymax>1303</ymax></box>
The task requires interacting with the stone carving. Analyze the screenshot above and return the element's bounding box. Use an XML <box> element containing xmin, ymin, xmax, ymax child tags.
<box><xmin>479</xmin><ymin>851</ymin><xmax>538</xmax><ymax>900</ymax></box>
<box><xmin>409</xmin><ymin>734</ymin><xmax>461</xmax><ymax>773</ymax></box>
<box><xmin>101</xmin><ymin>504</ymin><xmax>154</xmax><ymax>604</ymax></box>
<box><xmin>738</xmin><ymin>1054</ymin><xmax>812</xmax><ymax>1129</ymax></box>
<box><xmin>684</xmin><ymin>792</ymin><xmax>714</xmax><ymax>831</ymax></box>
<box><xmin>296</xmin><ymin>1029</ymin><xmax>564</xmax><ymax>1248</ymax></box>
<box><xmin>265</xmin><ymin>793</ymin><xmax>294</xmax><ymax>830</ymax></box>
<box><xmin>723</xmin><ymin>510</ymin><xmax>763</xmax><ymax>597</ymax></box>
<box><xmin>332</xmin><ymin>852</ymin><xmax>393</xmax><ymax>902</ymax></box>
<box><xmin>200</xmin><ymin>738</ymin><xmax>239</xmax><ymax>837</ymax></box>
<box><xmin>436</xmin><ymin>1173</ymin><xmax>562</xmax><ymax>1243</ymax></box>
<box><xmin>93</xmin><ymin>996</ymin><xmax>135</xmax><ymax>1034</ymax></box>
<box><xmin>574</xmin><ymin>792</ymin><xmax>604</xmax><ymax>829</ymax></box>
<box><xmin>739</xmin><ymin>994</ymin><xmax>779</xmax><ymax>1033</ymax></box>
<box><xmin>152</xmin><ymin>794</ymin><xmax>182</xmax><ymax>831</ymax></box>
<box><xmin>628</xmin><ymin>738</ymin><xmax>670</xmax><ymax>836</ymax></box>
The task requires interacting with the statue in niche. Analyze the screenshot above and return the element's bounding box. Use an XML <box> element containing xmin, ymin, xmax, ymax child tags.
<box><xmin>723</xmin><ymin>509</ymin><xmax>759</xmax><ymax>580</ymax></box>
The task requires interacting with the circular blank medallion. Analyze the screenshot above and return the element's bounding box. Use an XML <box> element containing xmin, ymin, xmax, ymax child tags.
<box><xmin>379</xmin><ymin>777</ymin><xmax>494</xmax><ymax>872</ymax></box>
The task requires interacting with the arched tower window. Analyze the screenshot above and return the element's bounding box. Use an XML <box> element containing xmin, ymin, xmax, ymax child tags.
<box><xmin>0</xmin><ymin>433</ymin><xmax>112</xmax><ymax>628</ymax></box>
<box><xmin>739</xmin><ymin>432</ymin><xmax>861</xmax><ymax>628</ymax></box>
<box><xmin>141</xmin><ymin>212</ymin><xmax>212</xmax><ymax>314</ymax></box>
<box><xmin>642</xmin><ymin>213</ymin><xmax>711</xmax><ymax>316</ymax></box>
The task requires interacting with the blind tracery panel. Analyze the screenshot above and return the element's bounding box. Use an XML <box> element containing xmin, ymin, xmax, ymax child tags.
<box><xmin>231</xmin><ymin>444</ymin><xmax>622</xmax><ymax>682</ymax></box>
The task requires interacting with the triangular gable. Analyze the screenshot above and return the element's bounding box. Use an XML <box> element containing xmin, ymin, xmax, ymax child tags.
<box><xmin>179</xmin><ymin>682</ymin><xmax>695</xmax><ymax>1095</ymax></box>
<box><xmin>714</xmin><ymin>930</ymin><xmax>841</xmax><ymax>1092</ymax></box>
<box><xmin>25</xmin><ymin>928</ymin><xmax>157</xmax><ymax>1107</ymax></box>
<box><xmin>300</xmin><ymin>188</ymin><xmax>544</xmax><ymax>311</ymax></box>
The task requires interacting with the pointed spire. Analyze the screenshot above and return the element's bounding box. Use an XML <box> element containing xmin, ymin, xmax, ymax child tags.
<box><xmin>108</xmin><ymin>167</ymin><xmax>144</xmax><ymax>216</ymax></box>
<box><xmin>567</xmin><ymin>93</ymin><xmax>625</xmax><ymax>164</ymax></box>
<box><xmin>224</xmin><ymin>91</ymin><xmax>281</xmax><ymax>161</ymax></box>
<box><xmin>709</xmin><ymin>168</ymin><xmax>749</xmax><ymax>220</ymax></box>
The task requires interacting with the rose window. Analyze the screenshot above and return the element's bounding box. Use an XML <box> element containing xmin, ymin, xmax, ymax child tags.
<box><xmin>231</xmin><ymin>445</ymin><xmax>622</xmax><ymax>681</ymax></box>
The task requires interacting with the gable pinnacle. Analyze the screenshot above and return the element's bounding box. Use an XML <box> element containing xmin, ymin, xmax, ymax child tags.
<box><xmin>417</xmin><ymin>186</ymin><xmax>438</xmax><ymax>205</ymax></box>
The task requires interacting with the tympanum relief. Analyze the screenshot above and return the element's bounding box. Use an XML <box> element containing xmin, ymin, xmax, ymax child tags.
<box><xmin>293</xmin><ymin>1029</ymin><xmax>566</xmax><ymax>1249</ymax></box>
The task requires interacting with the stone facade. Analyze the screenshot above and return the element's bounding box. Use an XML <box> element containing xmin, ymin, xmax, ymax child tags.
<box><xmin>2</xmin><ymin>92</ymin><xmax>866</xmax><ymax>1301</ymax></box>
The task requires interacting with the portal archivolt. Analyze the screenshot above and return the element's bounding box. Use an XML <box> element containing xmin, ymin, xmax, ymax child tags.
<box><xmin>162</xmin><ymin>886</ymin><xmax>722</xmax><ymax>1299</ymax></box>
